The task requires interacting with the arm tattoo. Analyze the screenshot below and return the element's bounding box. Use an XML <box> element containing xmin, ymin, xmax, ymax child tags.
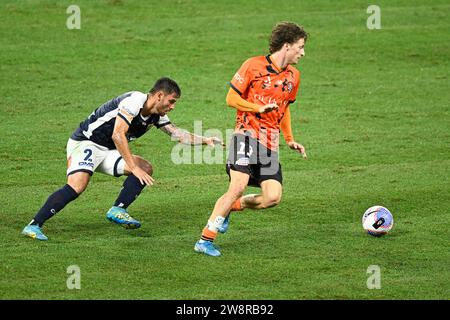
<box><xmin>160</xmin><ymin>123</ymin><xmax>205</xmax><ymax>145</ymax></box>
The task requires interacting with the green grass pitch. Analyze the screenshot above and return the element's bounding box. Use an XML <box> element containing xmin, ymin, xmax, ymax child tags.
<box><xmin>0</xmin><ymin>0</ymin><xmax>449</xmax><ymax>299</ymax></box>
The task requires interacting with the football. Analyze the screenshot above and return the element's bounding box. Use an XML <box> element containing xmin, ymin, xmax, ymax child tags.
<box><xmin>362</xmin><ymin>206</ymin><xmax>394</xmax><ymax>237</ymax></box>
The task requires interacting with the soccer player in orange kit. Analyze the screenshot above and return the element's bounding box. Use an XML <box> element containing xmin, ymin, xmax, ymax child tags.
<box><xmin>194</xmin><ymin>22</ymin><xmax>309</xmax><ymax>256</ymax></box>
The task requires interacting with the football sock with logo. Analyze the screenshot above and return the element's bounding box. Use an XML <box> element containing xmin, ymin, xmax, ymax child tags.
<box><xmin>200</xmin><ymin>216</ymin><xmax>225</xmax><ymax>242</ymax></box>
<box><xmin>31</xmin><ymin>184</ymin><xmax>79</xmax><ymax>227</ymax></box>
<box><xmin>113</xmin><ymin>175</ymin><xmax>146</xmax><ymax>209</ymax></box>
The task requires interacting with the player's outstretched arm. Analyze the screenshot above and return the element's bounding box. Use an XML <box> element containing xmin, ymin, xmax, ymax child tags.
<box><xmin>159</xmin><ymin>123</ymin><xmax>224</xmax><ymax>146</ymax></box>
<box><xmin>226</xmin><ymin>88</ymin><xmax>277</xmax><ymax>113</ymax></box>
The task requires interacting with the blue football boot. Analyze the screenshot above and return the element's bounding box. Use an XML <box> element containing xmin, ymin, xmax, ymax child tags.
<box><xmin>106</xmin><ymin>206</ymin><xmax>141</xmax><ymax>229</ymax></box>
<box><xmin>194</xmin><ymin>240</ymin><xmax>221</xmax><ymax>257</ymax></box>
<box><xmin>217</xmin><ymin>214</ymin><xmax>230</xmax><ymax>234</ymax></box>
<box><xmin>22</xmin><ymin>224</ymin><xmax>48</xmax><ymax>241</ymax></box>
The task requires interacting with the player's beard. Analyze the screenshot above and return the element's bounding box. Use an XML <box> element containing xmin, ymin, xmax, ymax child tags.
<box><xmin>156</xmin><ymin>102</ymin><xmax>168</xmax><ymax>115</ymax></box>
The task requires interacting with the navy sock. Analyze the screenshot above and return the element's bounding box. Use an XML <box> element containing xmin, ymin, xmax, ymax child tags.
<box><xmin>31</xmin><ymin>184</ymin><xmax>79</xmax><ymax>227</ymax></box>
<box><xmin>113</xmin><ymin>175</ymin><xmax>146</xmax><ymax>209</ymax></box>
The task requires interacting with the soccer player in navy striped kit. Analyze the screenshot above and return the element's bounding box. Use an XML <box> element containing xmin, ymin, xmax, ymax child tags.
<box><xmin>22</xmin><ymin>77</ymin><xmax>222</xmax><ymax>240</ymax></box>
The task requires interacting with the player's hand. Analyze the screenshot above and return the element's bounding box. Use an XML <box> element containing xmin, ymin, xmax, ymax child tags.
<box><xmin>205</xmin><ymin>137</ymin><xmax>225</xmax><ymax>147</ymax></box>
<box><xmin>258</xmin><ymin>103</ymin><xmax>278</xmax><ymax>113</ymax></box>
<box><xmin>132</xmin><ymin>166</ymin><xmax>155</xmax><ymax>186</ymax></box>
<box><xmin>288</xmin><ymin>141</ymin><xmax>307</xmax><ymax>159</ymax></box>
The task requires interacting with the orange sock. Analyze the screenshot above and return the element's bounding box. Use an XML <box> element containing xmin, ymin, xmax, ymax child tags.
<box><xmin>201</xmin><ymin>227</ymin><xmax>217</xmax><ymax>242</ymax></box>
<box><xmin>231</xmin><ymin>197</ymin><xmax>243</xmax><ymax>211</ymax></box>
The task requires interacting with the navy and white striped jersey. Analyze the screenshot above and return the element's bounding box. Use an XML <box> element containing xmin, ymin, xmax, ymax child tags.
<box><xmin>70</xmin><ymin>91</ymin><xmax>170</xmax><ymax>149</ymax></box>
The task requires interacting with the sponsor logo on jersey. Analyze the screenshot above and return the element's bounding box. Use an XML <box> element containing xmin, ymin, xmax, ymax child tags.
<box><xmin>253</xmin><ymin>94</ymin><xmax>289</xmax><ymax>107</ymax></box>
<box><xmin>234</xmin><ymin>72</ymin><xmax>245</xmax><ymax>84</ymax></box>
<box><xmin>283</xmin><ymin>81</ymin><xmax>294</xmax><ymax>93</ymax></box>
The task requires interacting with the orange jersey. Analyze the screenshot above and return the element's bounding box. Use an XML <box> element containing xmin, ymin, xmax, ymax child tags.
<box><xmin>229</xmin><ymin>55</ymin><xmax>300</xmax><ymax>150</ymax></box>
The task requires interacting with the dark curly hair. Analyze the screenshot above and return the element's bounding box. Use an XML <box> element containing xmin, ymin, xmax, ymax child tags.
<box><xmin>269</xmin><ymin>22</ymin><xmax>309</xmax><ymax>54</ymax></box>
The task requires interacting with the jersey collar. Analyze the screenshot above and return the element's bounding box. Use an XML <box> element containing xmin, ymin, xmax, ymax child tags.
<box><xmin>265</xmin><ymin>55</ymin><xmax>286</xmax><ymax>74</ymax></box>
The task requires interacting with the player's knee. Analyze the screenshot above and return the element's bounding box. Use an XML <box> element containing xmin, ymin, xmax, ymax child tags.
<box><xmin>67</xmin><ymin>172</ymin><xmax>90</xmax><ymax>194</ymax></box>
<box><xmin>262</xmin><ymin>194</ymin><xmax>281</xmax><ymax>209</ymax></box>
<box><xmin>134</xmin><ymin>156</ymin><xmax>153</xmax><ymax>175</ymax></box>
<box><xmin>68</xmin><ymin>182</ymin><xmax>88</xmax><ymax>194</ymax></box>
<box><xmin>142</xmin><ymin>161</ymin><xmax>153</xmax><ymax>175</ymax></box>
